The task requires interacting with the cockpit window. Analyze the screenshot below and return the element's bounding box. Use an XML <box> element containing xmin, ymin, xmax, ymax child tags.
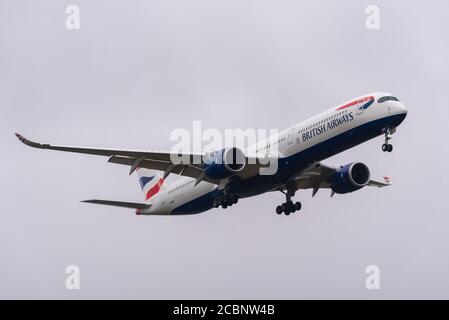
<box><xmin>378</xmin><ymin>96</ymin><xmax>399</xmax><ymax>103</ymax></box>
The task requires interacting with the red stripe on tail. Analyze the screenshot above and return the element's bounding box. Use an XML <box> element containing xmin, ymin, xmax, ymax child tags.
<box><xmin>145</xmin><ymin>178</ymin><xmax>164</xmax><ymax>201</ymax></box>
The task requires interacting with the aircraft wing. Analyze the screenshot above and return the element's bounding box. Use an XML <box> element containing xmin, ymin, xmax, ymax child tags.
<box><xmin>15</xmin><ymin>133</ymin><xmax>267</xmax><ymax>184</ymax></box>
<box><xmin>284</xmin><ymin>162</ymin><xmax>392</xmax><ymax>197</ymax></box>
<box><xmin>15</xmin><ymin>133</ymin><xmax>219</xmax><ymax>181</ymax></box>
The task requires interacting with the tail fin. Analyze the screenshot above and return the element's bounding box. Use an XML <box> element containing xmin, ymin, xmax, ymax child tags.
<box><xmin>136</xmin><ymin>168</ymin><xmax>167</xmax><ymax>202</ymax></box>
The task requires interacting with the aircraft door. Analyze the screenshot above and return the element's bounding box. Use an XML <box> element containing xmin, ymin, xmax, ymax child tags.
<box><xmin>287</xmin><ymin>128</ymin><xmax>295</xmax><ymax>145</ymax></box>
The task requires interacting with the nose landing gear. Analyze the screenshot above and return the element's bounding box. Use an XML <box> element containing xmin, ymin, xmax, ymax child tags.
<box><xmin>382</xmin><ymin>128</ymin><xmax>395</xmax><ymax>152</ymax></box>
<box><xmin>382</xmin><ymin>143</ymin><xmax>393</xmax><ymax>152</ymax></box>
<box><xmin>276</xmin><ymin>189</ymin><xmax>301</xmax><ymax>216</ymax></box>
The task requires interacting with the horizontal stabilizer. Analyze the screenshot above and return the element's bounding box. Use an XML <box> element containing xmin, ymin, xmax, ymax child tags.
<box><xmin>82</xmin><ymin>199</ymin><xmax>148</xmax><ymax>209</ymax></box>
<box><xmin>367</xmin><ymin>176</ymin><xmax>393</xmax><ymax>187</ymax></box>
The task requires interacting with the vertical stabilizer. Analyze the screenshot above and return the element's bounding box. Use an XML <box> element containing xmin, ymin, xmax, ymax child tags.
<box><xmin>136</xmin><ymin>168</ymin><xmax>167</xmax><ymax>202</ymax></box>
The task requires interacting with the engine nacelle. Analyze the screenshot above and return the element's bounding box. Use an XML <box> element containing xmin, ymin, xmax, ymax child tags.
<box><xmin>331</xmin><ymin>162</ymin><xmax>370</xmax><ymax>194</ymax></box>
<box><xmin>204</xmin><ymin>147</ymin><xmax>246</xmax><ymax>180</ymax></box>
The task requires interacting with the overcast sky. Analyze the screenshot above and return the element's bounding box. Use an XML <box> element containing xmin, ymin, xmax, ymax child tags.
<box><xmin>1</xmin><ymin>0</ymin><xmax>449</xmax><ymax>299</ymax></box>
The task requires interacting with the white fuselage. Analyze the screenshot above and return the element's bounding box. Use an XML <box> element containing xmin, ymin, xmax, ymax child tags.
<box><xmin>145</xmin><ymin>92</ymin><xmax>407</xmax><ymax>215</ymax></box>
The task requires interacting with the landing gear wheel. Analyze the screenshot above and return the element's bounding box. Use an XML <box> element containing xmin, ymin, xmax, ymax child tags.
<box><xmin>277</xmin><ymin>188</ymin><xmax>302</xmax><ymax>215</ymax></box>
<box><xmin>382</xmin><ymin>144</ymin><xmax>388</xmax><ymax>152</ymax></box>
<box><xmin>387</xmin><ymin>144</ymin><xmax>393</xmax><ymax>152</ymax></box>
<box><xmin>276</xmin><ymin>206</ymin><xmax>283</xmax><ymax>215</ymax></box>
<box><xmin>281</xmin><ymin>203</ymin><xmax>287</xmax><ymax>212</ymax></box>
<box><xmin>216</xmin><ymin>194</ymin><xmax>239</xmax><ymax>210</ymax></box>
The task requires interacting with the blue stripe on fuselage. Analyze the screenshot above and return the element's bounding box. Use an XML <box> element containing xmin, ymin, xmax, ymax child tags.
<box><xmin>173</xmin><ymin>188</ymin><xmax>224</xmax><ymax>215</ymax></box>
<box><xmin>172</xmin><ymin>114</ymin><xmax>406</xmax><ymax>215</ymax></box>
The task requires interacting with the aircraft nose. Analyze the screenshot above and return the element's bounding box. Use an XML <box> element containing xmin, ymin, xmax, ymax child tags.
<box><xmin>391</xmin><ymin>101</ymin><xmax>407</xmax><ymax>116</ymax></box>
<box><xmin>390</xmin><ymin>102</ymin><xmax>408</xmax><ymax>127</ymax></box>
<box><xmin>398</xmin><ymin>102</ymin><xmax>408</xmax><ymax>115</ymax></box>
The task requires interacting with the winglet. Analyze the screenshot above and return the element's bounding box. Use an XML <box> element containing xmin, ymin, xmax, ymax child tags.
<box><xmin>15</xmin><ymin>133</ymin><xmax>49</xmax><ymax>149</ymax></box>
<box><xmin>15</xmin><ymin>133</ymin><xmax>27</xmax><ymax>143</ymax></box>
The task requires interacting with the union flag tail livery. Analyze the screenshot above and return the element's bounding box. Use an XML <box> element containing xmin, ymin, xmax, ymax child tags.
<box><xmin>16</xmin><ymin>92</ymin><xmax>408</xmax><ymax>216</ymax></box>
<box><xmin>136</xmin><ymin>168</ymin><xmax>167</xmax><ymax>202</ymax></box>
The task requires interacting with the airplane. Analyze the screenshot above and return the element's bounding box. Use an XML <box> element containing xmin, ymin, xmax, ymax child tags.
<box><xmin>15</xmin><ymin>92</ymin><xmax>407</xmax><ymax>216</ymax></box>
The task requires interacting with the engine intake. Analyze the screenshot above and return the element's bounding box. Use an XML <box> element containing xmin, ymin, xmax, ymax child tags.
<box><xmin>204</xmin><ymin>147</ymin><xmax>246</xmax><ymax>180</ymax></box>
<box><xmin>331</xmin><ymin>162</ymin><xmax>370</xmax><ymax>194</ymax></box>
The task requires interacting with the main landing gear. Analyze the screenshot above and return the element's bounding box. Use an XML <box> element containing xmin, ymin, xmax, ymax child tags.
<box><xmin>276</xmin><ymin>189</ymin><xmax>301</xmax><ymax>216</ymax></box>
<box><xmin>382</xmin><ymin>128</ymin><xmax>394</xmax><ymax>152</ymax></box>
<box><xmin>213</xmin><ymin>194</ymin><xmax>238</xmax><ymax>209</ymax></box>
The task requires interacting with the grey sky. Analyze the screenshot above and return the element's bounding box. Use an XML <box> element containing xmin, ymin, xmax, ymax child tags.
<box><xmin>1</xmin><ymin>0</ymin><xmax>448</xmax><ymax>299</ymax></box>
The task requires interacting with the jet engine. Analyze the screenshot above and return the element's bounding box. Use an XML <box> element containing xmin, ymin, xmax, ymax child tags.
<box><xmin>331</xmin><ymin>162</ymin><xmax>370</xmax><ymax>194</ymax></box>
<box><xmin>204</xmin><ymin>147</ymin><xmax>246</xmax><ymax>180</ymax></box>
